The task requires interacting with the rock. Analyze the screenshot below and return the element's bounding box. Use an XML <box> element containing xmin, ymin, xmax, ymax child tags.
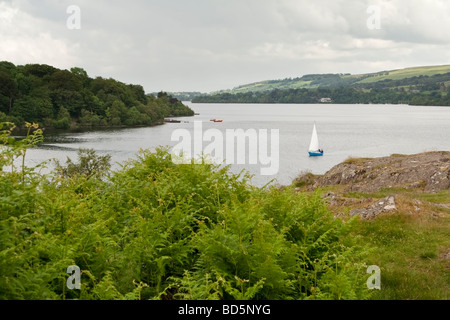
<box><xmin>350</xmin><ymin>195</ymin><xmax>397</xmax><ymax>220</ymax></box>
<box><xmin>321</xmin><ymin>192</ymin><xmax>341</xmax><ymax>206</ymax></box>
<box><xmin>322</xmin><ymin>191</ymin><xmax>336</xmax><ymax>199</ymax></box>
<box><xmin>316</xmin><ymin>151</ymin><xmax>450</xmax><ymax>193</ymax></box>
<box><xmin>433</xmin><ymin>203</ymin><xmax>450</xmax><ymax>209</ymax></box>
<box><xmin>383</xmin><ymin>196</ymin><xmax>397</xmax><ymax>211</ymax></box>
<box><xmin>441</xmin><ymin>249</ymin><xmax>450</xmax><ymax>260</ymax></box>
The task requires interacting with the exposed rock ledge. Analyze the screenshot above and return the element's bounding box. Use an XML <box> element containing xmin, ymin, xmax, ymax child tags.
<box><xmin>292</xmin><ymin>152</ymin><xmax>450</xmax><ymax>220</ymax></box>
<box><xmin>314</xmin><ymin>151</ymin><xmax>450</xmax><ymax>193</ymax></box>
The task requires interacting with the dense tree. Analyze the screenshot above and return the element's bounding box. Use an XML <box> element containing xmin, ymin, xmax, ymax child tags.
<box><xmin>0</xmin><ymin>71</ymin><xmax>17</xmax><ymax>114</ymax></box>
<box><xmin>22</xmin><ymin>63</ymin><xmax>57</xmax><ymax>79</ymax></box>
<box><xmin>0</xmin><ymin>62</ymin><xmax>194</xmax><ymax>129</ymax></box>
<box><xmin>70</xmin><ymin>67</ymin><xmax>88</xmax><ymax>79</ymax></box>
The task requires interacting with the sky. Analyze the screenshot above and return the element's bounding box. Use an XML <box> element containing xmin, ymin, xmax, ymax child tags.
<box><xmin>1</xmin><ymin>0</ymin><xmax>450</xmax><ymax>93</ymax></box>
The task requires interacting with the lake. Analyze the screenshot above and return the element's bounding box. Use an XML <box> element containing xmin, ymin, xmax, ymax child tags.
<box><xmin>24</xmin><ymin>103</ymin><xmax>450</xmax><ymax>187</ymax></box>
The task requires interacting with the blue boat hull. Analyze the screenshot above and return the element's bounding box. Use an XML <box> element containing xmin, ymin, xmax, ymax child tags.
<box><xmin>309</xmin><ymin>151</ymin><xmax>324</xmax><ymax>157</ymax></box>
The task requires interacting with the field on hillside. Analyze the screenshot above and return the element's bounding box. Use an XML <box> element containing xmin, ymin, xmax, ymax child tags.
<box><xmin>355</xmin><ymin>65</ymin><xmax>450</xmax><ymax>84</ymax></box>
<box><xmin>216</xmin><ymin>65</ymin><xmax>450</xmax><ymax>95</ymax></box>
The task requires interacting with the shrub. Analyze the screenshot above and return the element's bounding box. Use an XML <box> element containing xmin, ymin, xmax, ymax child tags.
<box><xmin>0</xmin><ymin>128</ymin><xmax>372</xmax><ymax>300</ymax></box>
<box><xmin>54</xmin><ymin>148</ymin><xmax>111</xmax><ymax>179</ymax></box>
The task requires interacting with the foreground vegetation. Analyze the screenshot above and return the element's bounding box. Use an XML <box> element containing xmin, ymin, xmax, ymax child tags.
<box><xmin>0</xmin><ymin>61</ymin><xmax>194</xmax><ymax>130</ymax></box>
<box><xmin>2</xmin><ymin>123</ymin><xmax>447</xmax><ymax>300</ymax></box>
<box><xmin>346</xmin><ymin>190</ymin><xmax>448</xmax><ymax>300</ymax></box>
<box><xmin>353</xmin><ymin>206</ymin><xmax>449</xmax><ymax>300</ymax></box>
<box><xmin>0</xmin><ymin>122</ymin><xmax>373</xmax><ymax>300</ymax></box>
<box><xmin>293</xmin><ymin>178</ymin><xmax>450</xmax><ymax>300</ymax></box>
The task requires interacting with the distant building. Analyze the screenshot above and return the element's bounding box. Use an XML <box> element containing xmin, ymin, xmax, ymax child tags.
<box><xmin>319</xmin><ymin>97</ymin><xmax>332</xmax><ymax>103</ymax></box>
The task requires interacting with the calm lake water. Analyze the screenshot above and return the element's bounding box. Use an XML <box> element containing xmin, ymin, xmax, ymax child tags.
<box><xmin>25</xmin><ymin>103</ymin><xmax>450</xmax><ymax>187</ymax></box>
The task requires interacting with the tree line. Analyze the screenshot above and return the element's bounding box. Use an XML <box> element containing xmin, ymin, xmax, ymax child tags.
<box><xmin>0</xmin><ymin>61</ymin><xmax>194</xmax><ymax>130</ymax></box>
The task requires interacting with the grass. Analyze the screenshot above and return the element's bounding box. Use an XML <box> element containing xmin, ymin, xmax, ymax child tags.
<box><xmin>331</xmin><ymin>187</ymin><xmax>450</xmax><ymax>300</ymax></box>
<box><xmin>231</xmin><ymin>79</ymin><xmax>314</xmax><ymax>94</ymax></box>
<box><xmin>351</xmin><ymin>210</ymin><xmax>449</xmax><ymax>300</ymax></box>
<box><xmin>415</xmin><ymin>190</ymin><xmax>450</xmax><ymax>204</ymax></box>
<box><xmin>292</xmin><ymin>171</ymin><xmax>318</xmax><ymax>188</ymax></box>
<box><xmin>291</xmin><ymin>148</ymin><xmax>450</xmax><ymax>300</ymax></box>
<box><xmin>342</xmin><ymin>156</ymin><xmax>375</xmax><ymax>166</ymax></box>
<box><xmin>390</xmin><ymin>153</ymin><xmax>408</xmax><ymax>158</ymax></box>
<box><xmin>298</xmin><ymin>178</ymin><xmax>450</xmax><ymax>300</ymax></box>
<box><xmin>343</xmin><ymin>187</ymin><xmax>414</xmax><ymax>199</ymax></box>
<box><xmin>344</xmin><ymin>154</ymin><xmax>409</xmax><ymax>166</ymax></box>
<box><xmin>356</xmin><ymin>65</ymin><xmax>450</xmax><ymax>84</ymax></box>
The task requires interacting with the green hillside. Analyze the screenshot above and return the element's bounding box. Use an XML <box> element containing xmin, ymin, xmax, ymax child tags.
<box><xmin>225</xmin><ymin>78</ymin><xmax>317</xmax><ymax>94</ymax></box>
<box><xmin>215</xmin><ymin>64</ymin><xmax>450</xmax><ymax>94</ymax></box>
<box><xmin>193</xmin><ymin>64</ymin><xmax>450</xmax><ymax>106</ymax></box>
<box><xmin>351</xmin><ymin>65</ymin><xmax>450</xmax><ymax>84</ymax></box>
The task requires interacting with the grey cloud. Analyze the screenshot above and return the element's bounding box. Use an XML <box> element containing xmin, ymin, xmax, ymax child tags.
<box><xmin>2</xmin><ymin>0</ymin><xmax>450</xmax><ymax>92</ymax></box>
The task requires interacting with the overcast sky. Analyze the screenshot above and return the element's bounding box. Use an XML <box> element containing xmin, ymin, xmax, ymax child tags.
<box><xmin>1</xmin><ymin>0</ymin><xmax>450</xmax><ymax>93</ymax></box>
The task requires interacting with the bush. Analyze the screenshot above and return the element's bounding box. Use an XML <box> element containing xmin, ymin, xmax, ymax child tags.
<box><xmin>0</xmin><ymin>127</ymin><xmax>372</xmax><ymax>300</ymax></box>
<box><xmin>54</xmin><ymin>148</ymin><xmax>111</xmax><ymax>179</ymax></box>
<box><xmin>52</xmin><ymin>117</ymin><xmax>70</xmax><ymax>129</ymax></box>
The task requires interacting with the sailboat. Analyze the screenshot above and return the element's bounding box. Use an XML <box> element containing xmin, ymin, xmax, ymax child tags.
<box><xmin>308</xmin><ymin>122</ymin><xmax>324</xmax><ymax>157</ymax></box>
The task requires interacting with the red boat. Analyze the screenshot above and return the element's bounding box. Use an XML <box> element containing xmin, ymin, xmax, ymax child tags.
<box><xmin>210</xmin><ymin>119</ymin><xmax>223</xmax><ymax>122</ymax></box>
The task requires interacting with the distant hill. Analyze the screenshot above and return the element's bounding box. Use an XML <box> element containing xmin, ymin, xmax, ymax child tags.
<box><xmin>192</xmin><ymin>64</ymin><xmax>450</xmax><ymax>106</ymax></box>
<box><xmin>214</xmin><ymin>65</ymin><xmax>450</xmax><ymax>94</ymax></box>
<box><xmin>350</xmin><ymin>65</ymin><xmax>450</xmax><ymax>84</ymax></box>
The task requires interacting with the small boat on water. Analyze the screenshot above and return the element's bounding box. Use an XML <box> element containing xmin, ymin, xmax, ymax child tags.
<box><xmin>210</xmin><ymin>119</ymin><xmax>223</xmax><ymax>123</ymax></box>
<box><xmin>308</xmin><ymin>122</ymin><xmax>324</xmax><ymax>157</ymax></box>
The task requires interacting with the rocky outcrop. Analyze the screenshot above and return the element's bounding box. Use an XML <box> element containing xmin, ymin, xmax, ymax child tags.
<box><xmin>349</xmin><ymin>196</ymin><xmax>397</xmax><ymax>220</ymax></box>
<box><xmin>315</xmin><ymin>151</ymin><xmax>450</xmax><ymax>193</ymax></box>
<box><xmin>292</xmin><ymin>151</ymin><xmax>450</xmax><ymax>220</ymax></box>
<box><xmin>321</xmin><ymin>192</ymin><xmax>399</xmax><ymax>220</ymax></box>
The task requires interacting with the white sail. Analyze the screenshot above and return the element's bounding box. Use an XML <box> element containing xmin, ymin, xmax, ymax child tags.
<box><xmin>308</xmin><ymin>123</ymin><xmax>320</xmax><ymax>152</ymax></box>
